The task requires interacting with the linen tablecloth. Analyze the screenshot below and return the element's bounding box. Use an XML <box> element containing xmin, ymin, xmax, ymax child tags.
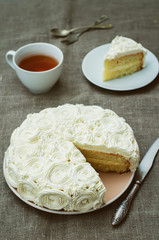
<box><xmin>0</xmin><ymin>0</ymin><xmax>159</xmax><ymax>239</ymax></box>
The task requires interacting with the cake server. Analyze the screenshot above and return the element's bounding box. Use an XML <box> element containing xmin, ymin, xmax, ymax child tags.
<box><xmin>112</xmin><ymin>137</ymin><xmax>159</xmax><ymax>227</ymax></box>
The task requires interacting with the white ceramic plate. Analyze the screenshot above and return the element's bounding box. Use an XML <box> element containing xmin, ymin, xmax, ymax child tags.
<box><xmin>3</xmin><ymin>158</ymin><xmax>134</xmax><ymax>215</ymax></box>
<box><xmin>82</xmin><ymin>44</ymin><xmax>159</xmax><ymax>91</ymax></box>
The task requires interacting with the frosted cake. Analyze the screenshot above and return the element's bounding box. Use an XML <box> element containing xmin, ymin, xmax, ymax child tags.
<box><xmin>4</xmin><ymin>104</ymin><xmax>140</xmax><ymax>211</ymax></box>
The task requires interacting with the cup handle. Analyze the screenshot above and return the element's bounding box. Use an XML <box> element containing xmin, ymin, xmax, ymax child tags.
<box><xmin>5</xmin><ymin>50</ymin><xmax>16</xmax><ymax>70</ymax></box>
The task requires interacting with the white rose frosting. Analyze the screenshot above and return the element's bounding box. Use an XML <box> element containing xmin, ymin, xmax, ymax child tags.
<box><xmin>38</xmin><ymin>189</ymin><xmax>71</xmax><ymax>210</ymax></box>
<box><xmin>17</xmin><ymin>178</ymin><xmax>38</xmax><ymax>202</ymax></box>
<box><xmin>5</xmin><ymin>104</ymin><xmax>140</xmax><ymax>211</ymax></box>
<box><xmin>69</xmin><ymin>163</ymin><xmax>100</xmax><ymax>185</ymax></box>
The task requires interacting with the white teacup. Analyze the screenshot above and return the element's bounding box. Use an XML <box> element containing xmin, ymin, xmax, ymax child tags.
<box><xmin>5</xmin><ymin>42</ymin><xmax>63</xmax><ymax>94</ymax></box>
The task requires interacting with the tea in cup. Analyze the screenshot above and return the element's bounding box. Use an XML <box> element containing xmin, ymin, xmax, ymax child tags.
<box><xmin>5</xmin><ymin>42</ymin><xmax>63</xmax><ymax>94</ymax></box>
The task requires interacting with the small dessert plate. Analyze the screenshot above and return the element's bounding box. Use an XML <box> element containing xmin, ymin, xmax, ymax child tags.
<box><xmin>82</xmin><ymin>44</ymin><xmax>159</xmax><ymax>91</ymax></box>
<box><xmin>3</xmin><ymin>158</ymin><xmax>134</xmax><ymax>215</ymax></box>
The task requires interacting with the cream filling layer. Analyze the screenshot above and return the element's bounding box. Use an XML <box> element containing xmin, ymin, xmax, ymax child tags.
<box><xmin>104</xmin><ymin>61</ymin><xmax>142</xmax><ymax>72</ymax></box>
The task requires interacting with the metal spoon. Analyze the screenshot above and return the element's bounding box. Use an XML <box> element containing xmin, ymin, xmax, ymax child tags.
<box><xmin>61</xmin><ymin>15</ymin><xmax>112</xmax><ymax>44</ymax></box>
<box><xmin>51</xmin><ymin>24</ymin><xmax>113</xmax><ymax>37</ymax></box>
<box><xmin>62</xmin><ymin>24</ymin><xmax>113</xmax><ymax>44</ymax></box>
<box><xmin>50</xmin><ymin>14</ymin><xmax>109</xmax><ymax>37</ymax></box>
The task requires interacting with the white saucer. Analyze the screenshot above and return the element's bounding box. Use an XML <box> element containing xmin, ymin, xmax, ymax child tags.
<box><xmin>82</xmin><ymin>44</ymin><xmax>159</xmax><ymax>91</ymax></box>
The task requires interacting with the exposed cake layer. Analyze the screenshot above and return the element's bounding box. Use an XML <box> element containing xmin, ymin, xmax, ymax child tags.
<box><xmin>103</xmin><ymin>53</ymin><xmax>144</xmax><ymax>81</ymax></box>
<box><xmin>4</xmin><ymin>104</ymin><xmax>140</xmax><ymax>211</ymax></box>
<box><xmin>77</xmin><ymin>148</ymin><xmax>130</xmax><ymax>173</ymax></box>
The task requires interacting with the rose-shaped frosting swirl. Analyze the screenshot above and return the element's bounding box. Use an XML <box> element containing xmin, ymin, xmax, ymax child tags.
<box><xmin>45</xmin><ymin>163</ymin><xmax>70</xmax><ymax>188</ymax></box>
<box><xmin>71</xmin><ymin>188</ymin><xmax>104</xmax><ymax>211</ymax></box>
<box><xmin>98</xmin><ymin>116</ymin><xmax>128</xmax><ymax>133</ymax></box>
<box><xmin>53</xmin><ymin>104</ymin><xmax>79</xmax><ymax>122</ymax></box>
<box><xmin>17</xmin><ymin>178</ymin><xmax>38</xmax><ymax>201</ymax></box>
<box><xmin>38</xmin><ymin>189</ymin><xmax>70</xmax><ymax>210</ymax></box>
<box><xmin>79</xmin><ymin>105</ymin><xmax>105</xmax><ymax>122</ymax></box>
<box><xmin>58</xmin><ymin>141</ymin><xmax>75</xmax><ymax>153</ymax></box>
<box><xmin>69</xmin><ymin>163</ymin><xmax>100</xmax><ymax>184</ymax></box>
<box><xmin>69</xmin><ymin>148</ymin><xmax>86</xmax><ymax>164</ymax></box>
<box><xmin>24</xmin><ymin>156</ymin><xmax>46</xmax><ymax>180</ymax></box>
<box><xmin>49</xmin><ymin>151</ymin><xmax>68</xmax><ymax>163</ymax></box>
<box><xmin>33</xmin><ymin>116</ymin><xmax>53</xmax><ymax>130</ymax></box>
<box><xmin>5</xmin><ymin>161</ymin><xmax>19</xmax><ymax>188</ymax></box>
<box><xmin>11</xmin><ymin>125</ymin><xmax>40</xmax><ymax>143</ymax></box>
<box><xmin>9</xmin><ymin>143</ymin><xmax>39</xmax><ymax>161</ymax></box>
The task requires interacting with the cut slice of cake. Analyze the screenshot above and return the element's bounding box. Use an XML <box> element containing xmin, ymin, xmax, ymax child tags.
<box><xmin>103</xmin><ymin>36</ymin><xmax>147</xmax><ymax>81</ymax></box>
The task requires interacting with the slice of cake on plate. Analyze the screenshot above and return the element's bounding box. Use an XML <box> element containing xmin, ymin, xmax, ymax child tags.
<box><xmin>103</xmin><ymin>36</ymin><xmax>147</xmax><ymax>81</ymax></box>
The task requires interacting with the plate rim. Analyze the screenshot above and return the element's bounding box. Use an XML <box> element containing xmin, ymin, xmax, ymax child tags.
<box><xmin>82</xmin><ymin>43</ymin><xmax>159</xmax><ymax>91</ymax></box>
<box><xmin>3</xmin><ymin>156</ymin><xmax>135</xmax><ymax>215</ymax></box>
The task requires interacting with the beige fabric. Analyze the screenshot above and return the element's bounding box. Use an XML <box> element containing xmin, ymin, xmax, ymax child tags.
<box><xmin>0</xmin><ymin>0</ymin><xmax>159</xmax><ymax>239</ymax></box>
